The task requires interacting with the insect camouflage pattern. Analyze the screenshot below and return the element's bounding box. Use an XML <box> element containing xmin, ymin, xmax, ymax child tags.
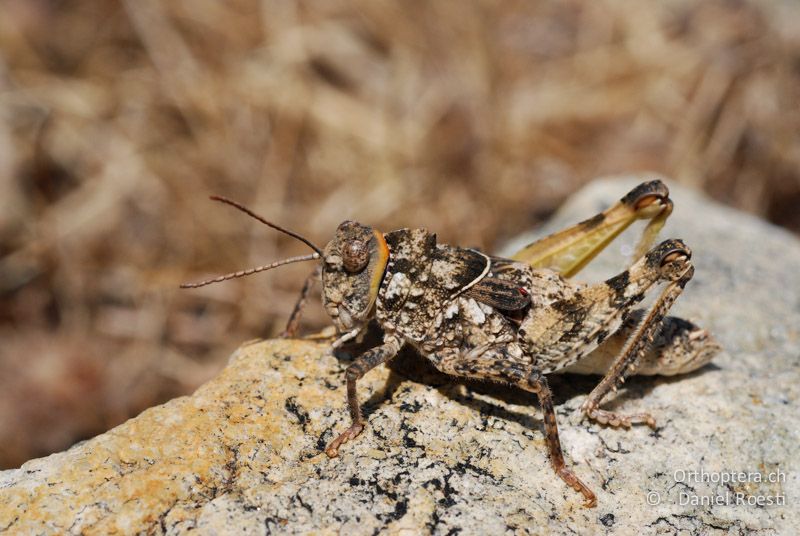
<box><xmin>182</xmin><ymin>180</ymin><xmax>721</xmax><ymax>507</ymax></box>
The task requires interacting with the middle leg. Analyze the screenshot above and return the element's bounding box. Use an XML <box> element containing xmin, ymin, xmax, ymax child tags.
<box><xmin>433</xmin><ymin>345</ymin><xmax>597</xmax><ymax>507</ymax></box>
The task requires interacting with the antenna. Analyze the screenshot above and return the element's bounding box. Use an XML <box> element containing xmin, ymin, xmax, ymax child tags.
<box><xmin>209</xmin><ymin>196</ymin><xmax>323</xmax><ymax>256</ymax></box>
<box><xmin>180</xmin><ymin>253</ymin><xmax>320</xmax><ymax>289</ymax></box>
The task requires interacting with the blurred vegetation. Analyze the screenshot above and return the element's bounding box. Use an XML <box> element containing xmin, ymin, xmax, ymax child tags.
<box><xmin>0</xmin><ymin>0</ymin><xmax>798</xmax><ymax>469</ymax></box>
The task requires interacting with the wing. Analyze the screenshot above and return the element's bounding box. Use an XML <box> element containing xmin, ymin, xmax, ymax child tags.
<box><xmin>465</xmin><ymin>277</ymin><xmax>530</xmax><ymax>311</ymax></box>
<box><xmin>431</xmin><ymin>245</ymin><xmax>491</xmax><ymax>299</ymax></box>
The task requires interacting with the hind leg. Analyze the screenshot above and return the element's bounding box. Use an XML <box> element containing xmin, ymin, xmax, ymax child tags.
<box><xmin>518</xmin><ymin>239</ymin><xmax>706</xmax><ymax>429</ymax></box>
<box><xmin>511</xmin><ymin>180</ymin><xmax>673</xmax><ymax>278</ymax></box>
<box><xmin>558</xmin><ymin>313</ymin><xmax>720</xmax><ymax>377</ymax></box>
<box><xmin>579</xmin><ymin>258</ymin><xmax>696</xmax><ymax>428</ymax></box>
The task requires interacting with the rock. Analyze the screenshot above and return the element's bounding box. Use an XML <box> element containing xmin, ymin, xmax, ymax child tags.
<box><xmin>1</xmin><ymin>176</ymin><xmax>798</xmax><ymax>534</ymax></box>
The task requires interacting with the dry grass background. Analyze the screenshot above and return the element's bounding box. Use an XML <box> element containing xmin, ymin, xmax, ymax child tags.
<box><xmin>0</xmin><ymin>0</ymin><xmax>798</xmax><ymax>469</ymax></box>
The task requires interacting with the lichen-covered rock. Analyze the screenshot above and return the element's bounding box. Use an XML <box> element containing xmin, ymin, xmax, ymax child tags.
<box><xmin>1</xmin><ymin>176</ymin><xmax>798</xmax><ymax>535</ymax></box>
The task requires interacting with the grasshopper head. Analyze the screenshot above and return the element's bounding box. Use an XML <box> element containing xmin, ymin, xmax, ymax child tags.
<box><xmin>321</xmin><ymin>221</ymin><xmax>390</xmax><ymax>333</ymax></box>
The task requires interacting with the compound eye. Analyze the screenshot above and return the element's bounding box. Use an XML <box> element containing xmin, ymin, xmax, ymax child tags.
<box><xmin>342</xmin><ymin>239</ymin><xmax>369</xmax><ymax>273</ymax></box>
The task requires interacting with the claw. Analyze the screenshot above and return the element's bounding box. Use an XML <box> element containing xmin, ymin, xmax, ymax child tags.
<box><xmin>557</xmin><ymin>466</ymin><xmax>597</xmax><ymax>508</ymax></box>
<box><xmin>584</xmin><ymin>406</ymin><xmax>655</xmax><ymax>430</ymax></box>
<box><xmin>324</xmin><ymin>422</ymin><xmax>365</xmax><ymax>458</ymax></box>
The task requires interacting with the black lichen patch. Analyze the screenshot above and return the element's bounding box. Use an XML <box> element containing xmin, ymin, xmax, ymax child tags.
<box><xmin>389</xmin><ymin>497</ymin><xmax>409</xmax><ymax>520</ymax></box>
<box><xmin>398</xmin><ymin>399</ymin><xmax>423</xmax><ymax>413</ymax></box>
<box><xmin>600</xmin><ymin>513</ymin><xmax>615</xmax><ymax>527</ymax></box>
<box><xmin>284</xmin><ymin>396</ymin><xmax>309</xmax><ymax>432</ymax></box>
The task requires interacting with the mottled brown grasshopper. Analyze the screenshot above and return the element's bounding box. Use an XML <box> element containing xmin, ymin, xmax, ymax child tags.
<box><xmin>182</xmin><ymin>180</ymin><xmax>720</xmax><ymax>507</ymax></box>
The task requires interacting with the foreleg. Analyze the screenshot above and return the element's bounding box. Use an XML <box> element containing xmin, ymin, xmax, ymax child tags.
<box><xmin>325</xmin><ymin>336</ymin><xmax>402</xmax><ymax>457</ymax></box>
<box><xmin>280</xmin><ymin>266</ymin><xmax>320</xmax><ymax>338</ymax></box>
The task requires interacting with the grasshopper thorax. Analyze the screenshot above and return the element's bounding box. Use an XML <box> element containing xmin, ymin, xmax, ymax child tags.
<box><xmin>321</xmin><ymin>221</ymin><xmax>390</xmax><ymax>332</ymax></box>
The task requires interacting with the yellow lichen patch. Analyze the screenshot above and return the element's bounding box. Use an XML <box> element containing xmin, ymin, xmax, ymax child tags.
<box><xmin>0</xmin><ymin>340</ymin><xmax>332</xmax><ymax>535</ymax></box>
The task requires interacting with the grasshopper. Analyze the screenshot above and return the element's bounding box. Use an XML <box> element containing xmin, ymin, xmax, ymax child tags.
<box><xmin>182</xmin><ymin>180</ymin><xmax>720</xmax><ymax>507</ymax></box>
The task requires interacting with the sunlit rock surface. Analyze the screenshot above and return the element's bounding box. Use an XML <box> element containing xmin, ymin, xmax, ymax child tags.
<box><xmin>1</xmin><ymin>177</ymin><xmax>797</xmax><ymax>534</ymax></box>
